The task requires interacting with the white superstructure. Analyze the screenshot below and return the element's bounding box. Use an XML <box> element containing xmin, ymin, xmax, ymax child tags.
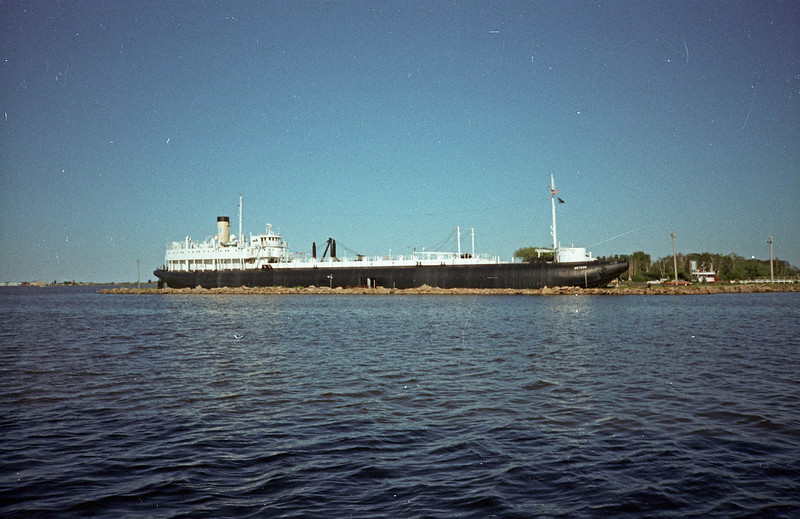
<box><xmin>164</xmin><ymin>179</ymin><xmax>597</xmax><ymax>274</ymax></box>
<box><xmin>165</xmin><ymin>230</ymin><xmax>503</xmax><ymax>272</ymax></box>
<box><xmin>165</xmin><ymin>221</ymin><xmax>292</xmax><ymax>272</ymax></box>
<box><xmin>164</xmin><ymin>198</ymin><xmax>503</xmax><ymax>272</ymax></box>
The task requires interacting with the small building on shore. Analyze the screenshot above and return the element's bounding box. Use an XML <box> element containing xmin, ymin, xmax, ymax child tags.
<box><xmin>690</xmin><ymin>260</ymin><xmax>717</xmax><ymax>283</ymax></box>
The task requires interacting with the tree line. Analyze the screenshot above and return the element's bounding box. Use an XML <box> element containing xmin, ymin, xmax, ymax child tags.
<box><xmin>514</xmin><ymin>247</ymin><xmax>799</xmax><ymax>282</ymax></box>
<box><xmin>599</xmin><ymin>251</ymin><xmax>798</xmax><ymax>282</ymax></box>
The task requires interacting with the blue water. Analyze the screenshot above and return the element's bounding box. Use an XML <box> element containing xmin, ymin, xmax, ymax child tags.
<box><xmin>1</xmin><ymin>286</ymin><xmax>798</xmax><ymax>518</ymax></box>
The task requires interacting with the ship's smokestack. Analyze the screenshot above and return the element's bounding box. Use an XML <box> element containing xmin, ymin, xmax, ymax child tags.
<box><xmin>217</xmin><ymin>216</ymin><xmax>230</xmax><ymax>245</ymax></box>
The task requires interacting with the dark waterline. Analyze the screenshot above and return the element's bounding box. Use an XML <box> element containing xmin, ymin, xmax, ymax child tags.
<box><xmin>1</xmin><ymin>286</ymin><xmax>798</xmax><ymax>517</ymax></box>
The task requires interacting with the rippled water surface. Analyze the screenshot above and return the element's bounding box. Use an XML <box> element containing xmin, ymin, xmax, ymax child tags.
<box><xmin>1</xmin><ymin>286</ymin><xmax>798</xmax><ymax>517</ymax></box>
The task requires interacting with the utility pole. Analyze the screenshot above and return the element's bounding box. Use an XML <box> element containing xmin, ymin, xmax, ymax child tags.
<box><xmin>671</xmin><ymin>230</ymin><xmax>678</xmax><ymax>286</ymax></box>
<box><xmin>769</xmin><ymin>236</ymin><xmax>774</xmax><ymax>283</ymax></box>
<box><xmin>136</xmin><ymin>258</ymin><xmax>140</xmax><ymax>289</ymax></box>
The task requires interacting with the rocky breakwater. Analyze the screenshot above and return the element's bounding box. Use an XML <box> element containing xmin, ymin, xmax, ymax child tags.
<box><xmin>99</xmin><ymin>283</ymin><xmax>799</xmax><ymax>296</ymax></box>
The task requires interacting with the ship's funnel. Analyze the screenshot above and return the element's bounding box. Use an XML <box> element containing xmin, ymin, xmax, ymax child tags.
<box><xmin>217</xmin><ymin>216</ymin><xmax>230</xmax><ymax>245</ymax></box>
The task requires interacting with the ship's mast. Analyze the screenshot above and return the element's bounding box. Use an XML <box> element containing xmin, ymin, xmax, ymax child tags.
<box><xmin>238</xmin><ymin>194</ymin><xmax>243</xmax><ymax>248</ymax></box>
<box><xmin>549</xmin><ymin>174</ymin><xmax>558</xmax><ymax>251</ymax></box>
<box><xmin>471</xmin><ymin>228</ymin><xmax>475</xmax><ymax>257</ymax></box>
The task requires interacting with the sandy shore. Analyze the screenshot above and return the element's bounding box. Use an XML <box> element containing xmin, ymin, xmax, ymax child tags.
<box><xmin>99</xmin><ymin>283</ymin><xmax>799</xmax><ymax>296</ymax></box>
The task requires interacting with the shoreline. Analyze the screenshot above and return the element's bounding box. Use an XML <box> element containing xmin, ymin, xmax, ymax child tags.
<box><xmin>99</xmin><ymin>284</ymin><xmax>799</xmax><ymax>296</ymax></box>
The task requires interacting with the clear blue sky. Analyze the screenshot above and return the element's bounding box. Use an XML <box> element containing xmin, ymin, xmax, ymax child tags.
<box><xmin>1</xmin><ymin>1</ymin><xmax>798</xmax><ymax>283</ymax></box>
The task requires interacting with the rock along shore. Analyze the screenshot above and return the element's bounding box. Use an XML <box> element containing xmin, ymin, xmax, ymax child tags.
<box><xmin>99</xmin><ymin>284</ymin><xmax>799</xmax><ymax>296</ymax></box>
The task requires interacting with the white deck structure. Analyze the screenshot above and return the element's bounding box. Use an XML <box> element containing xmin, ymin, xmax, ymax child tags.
<box><xmin>164</xmin><ymin>179</ymin><xmax>598</xmax><ymax>274</ymax></box>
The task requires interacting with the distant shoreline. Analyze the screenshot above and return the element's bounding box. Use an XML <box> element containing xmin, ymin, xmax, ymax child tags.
<box><xmin>99</xmin><ymin>284</ymin><xmax>799</xmax><ymax>296</ymax></box>
<box><xmin>1</xmin><ymin>282</ymin><xmax>158</xmax><ymax>288</ymax></box>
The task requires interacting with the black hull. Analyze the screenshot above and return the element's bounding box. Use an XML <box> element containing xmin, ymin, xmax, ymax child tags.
<box><xmin>154</xmin><ymin>261</ymin><xmax>628</xmax><ymax>290</ymax></box>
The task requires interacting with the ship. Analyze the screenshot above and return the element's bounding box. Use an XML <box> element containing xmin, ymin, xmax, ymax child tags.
<box><xmin>154</xmin><ymin>176</ymin><xmax>628</xmax><ymax>290</ymax></box>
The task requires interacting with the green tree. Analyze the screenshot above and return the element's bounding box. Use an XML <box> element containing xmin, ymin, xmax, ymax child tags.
<box><xmin>774</xmin><ymin>259</ymin><xmax>792</xmax><ymax>278</ymax></box>
<box><xmin>743</xmin><ymin>260</ymin><xmax>766</xmax><ymax>279</ymax></box>
<box><xmin>514</xmin><ymin>247</ymin><xmax>551</xmax><ymax>262</ymax></box>
<box><xmin>627</xmin><ymin>251</ymin><xmax>652</xmax><ymax>282</ymax></box>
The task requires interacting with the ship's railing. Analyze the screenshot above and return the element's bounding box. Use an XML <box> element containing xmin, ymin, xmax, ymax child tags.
<box><xmin>275</xmin><ymin>254</ymin><xmax>502</xmax><ymax>268</ymax></box>
<box><xmin>168</xmin><ymin>239</ymin><xmax>219</xmax><ymax>250</ymax></box>
<box><xmin>164</xmin><ymin>240</ymin><xmax>502</xmax><ymax>271</ymax></box>
<box><xmin>165</xmin><ymin>254</ymin><xmax>504</xmax><ymax>271</ymax></box>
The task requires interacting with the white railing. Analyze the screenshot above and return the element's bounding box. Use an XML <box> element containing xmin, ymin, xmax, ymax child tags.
<box><xmin>736</xmin><ymin>279</ymin><xmax>797</xmax><ymax>284</ymax></box>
